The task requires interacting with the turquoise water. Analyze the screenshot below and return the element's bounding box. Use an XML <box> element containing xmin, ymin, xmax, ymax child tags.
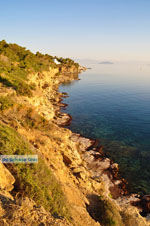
<box><xmin>60</xmin><ymin>62</ymin><xmax>150</xmax><ymax>195</ymax></box>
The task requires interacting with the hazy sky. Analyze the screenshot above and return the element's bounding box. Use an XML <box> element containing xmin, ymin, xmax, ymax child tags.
<box><xmin>1</xmin><ymin>0</ymin><xmax>150</xmax><ymax>61</ymax></box>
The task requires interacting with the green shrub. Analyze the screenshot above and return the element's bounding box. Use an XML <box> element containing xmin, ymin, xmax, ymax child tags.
<box><xmin>98</xmin><ymin>197</ymin><xmax>124</xmax><ymax>226</ymax></box>
<box><xmin>0</xmin><ymin>123</ymin><xmax>70</xmax><ymax>218</ymax></box>
<box><xmin>0</xmin><ymin>95</ymin><xmax>14</xmax><ymax>111</ymax></box>
<box><xmin>0</xmin><ymin>40</ymin><xmax>79</xmax><ymax>96</ymax></box>
<box><xmin>21</xmin><ymin>108</ymin><xmax>48</xmax><ymax>130</ymax></box>
<box><xmin>56</xmin><ymin>57</ymin><xmax>79</xmax><ymax>68</ymax></box>
<box><xmin>0</xmin><ymin>74</ymin><xmax>32</xmax><ymax>96</ymax></box>
<box><xmin>0</xmin><ymin>40</ymin><xmax>54</xmax><ymax>96</ymax></box>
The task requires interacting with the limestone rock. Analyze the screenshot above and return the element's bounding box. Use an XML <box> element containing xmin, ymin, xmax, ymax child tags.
<box><xmin>121</xmin><ymin>205</ymin><xmax>150</xmax><ymax>226</ymax></box>
<box><xmin>0</xmin><ymin>163</ymin><xmax>15</xmax><ymax>191</ymax></box>
<box><xmin>70</xmin><ymin>133</ymin><xmax>94</xmax><ymax>151</ymax></box>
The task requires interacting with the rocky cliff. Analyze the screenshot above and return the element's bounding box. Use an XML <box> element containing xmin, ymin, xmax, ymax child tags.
<box><xmin>0</xmin><ymin>41</ymin><xmax>149</xmax><ymax>226</ymax></box>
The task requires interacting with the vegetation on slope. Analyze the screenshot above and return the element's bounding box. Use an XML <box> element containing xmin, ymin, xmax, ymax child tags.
<box><xmin>98</xmin><ymin>197</ymin><xmax>124</xmax><ymax>226</ymax></box>
<box><xmin>0</xmin><ymin>95</ymin><xmax>15</xmax><ymax>111</ymax></box>
<box><xmin>0</xmin><ymin>40</ymin><xmax>79</xmax><ymax>96</ymax></box>
<box><xmin>0</xmin><ymin>123</ymin><xmax>70</xmax><ymax>218</ymax></box>
<box><xmin>56</xmin><ymin>56</ymin><xmax>79</xmax><ymax>68</ymax></box>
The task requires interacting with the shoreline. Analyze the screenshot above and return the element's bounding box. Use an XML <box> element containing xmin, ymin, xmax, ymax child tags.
<box><xmin>57</xmin><ymin>68</ymin><xmax>150</xmax><ymax>218</ymax></box>
<box><xmin>58</xmin><ymin>70</ymin><xmax>129</xmax><ymax>193</ymax></box>
<box><xmin>3</xmin><ymin>63</ymin><xmax>148</xmax><ymax>225</ymax></box>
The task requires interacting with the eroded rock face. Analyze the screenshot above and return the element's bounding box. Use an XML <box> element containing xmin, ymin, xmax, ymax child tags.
<box><xmin>0</xmin><ymin>163</ymin><xmax>15</xmax><ymax>191</ymax></box>
<box><xmin>0</xmin><ymin>196</ymin><xmax>72</xmax><ymax>226</ymax></box>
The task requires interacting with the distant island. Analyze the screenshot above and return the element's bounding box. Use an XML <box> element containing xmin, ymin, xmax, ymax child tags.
<box><xmin>99</xmin><ymin>61</ymin><xmax>114</xmax><ymax>64</ymax></box>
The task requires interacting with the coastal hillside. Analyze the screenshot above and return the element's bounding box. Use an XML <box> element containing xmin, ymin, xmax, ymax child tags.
<box><xmin>0</xmin><ymin>40</ymin><xmax>149</xmax><ymax>226</ymax></box>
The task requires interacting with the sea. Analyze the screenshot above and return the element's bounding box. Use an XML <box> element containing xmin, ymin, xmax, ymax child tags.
<box><xmin>60</xmin><ymin>61</ymin><xmax>150</xmax><ymax>195</ymax></box>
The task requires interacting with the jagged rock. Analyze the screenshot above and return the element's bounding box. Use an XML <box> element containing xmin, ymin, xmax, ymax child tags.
<box><xmin>0</xmin><ymin>163</ymin><xmax>15</xmax><ymax>191</ymax></box>
<box><xmin>72</xmin><ymin>167</ymin><xmax>90</xmax><ymax>181</ymax></box>
<box><xmin>0</xmin><ymin>196</ymin><xmax>72</xmax><ymax>226</ymax></box>
<box><xmin>141</xmin><ymin>195</ymin><xmax>150</xmax><ymax>214</ymax></box>
<box><xmin>62</xmin><ymin>154</ymin><xmax>72</xmax><ymax>166</ymax></box>
<box><xmin>111</xmin><ymin>163</ymin><xmax>119</xmax><ymax>170</ymax></box>
<box><xmin>70</xmin><ymin>133</ymin><xmax>95</xmax><ymax>151</ymax></box>
<box><xmin>132</xmin><ymin>195</ymin><xmax>150</xmax><ymax>217</ymax></box>
<box><xmin>121</xmin><ymin>205</ymin><xmax>150</xmax><ymax>226</ymax></box>
<box><xmin>56</xmin><ymin>113</ymin><xmax>72</xmax><ymax>126</ymax></box>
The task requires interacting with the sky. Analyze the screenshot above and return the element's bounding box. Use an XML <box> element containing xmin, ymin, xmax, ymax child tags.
<box><xmin>0</xmin><ymin>0</ymin><xmax>150</xmax><ymax>62</ymax></box>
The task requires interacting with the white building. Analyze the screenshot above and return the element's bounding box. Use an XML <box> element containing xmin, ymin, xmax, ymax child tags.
<box><xmin>54</xmin><ymin>58</ymin><xmax>61</xmax><ymax>65</ymax></box>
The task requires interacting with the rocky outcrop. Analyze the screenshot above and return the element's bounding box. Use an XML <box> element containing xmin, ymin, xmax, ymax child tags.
<box><xmin>0</xmin><ymin>196</ymin><xmax>71</xmax><ymax>226</ymax></box>
<box><xmin>0</xmin><ymin>163</ymin><xmax>15</xmax><ymax>192</ymax></box>
<box><xmin>59</xmin><ymin>65</ymin><xmax>86</xmax><ymax>75</ymax></box>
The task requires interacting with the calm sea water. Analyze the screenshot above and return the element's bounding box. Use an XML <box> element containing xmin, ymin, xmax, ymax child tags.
<box><xmin>60</xmin><ymin>62</ymin><xmax>150</xmax><ymax>195</ymax></box>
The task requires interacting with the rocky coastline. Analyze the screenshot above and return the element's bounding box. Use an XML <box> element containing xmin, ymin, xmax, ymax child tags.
<box><xmin>54</xmin><ymin>67</ymin><xmax>150</xmax><ymax>224</ymax></box>
<box><xmin>0</xmin><ymin>57</ymin><xmax>149</xmax><ymax>225</ymax></box>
